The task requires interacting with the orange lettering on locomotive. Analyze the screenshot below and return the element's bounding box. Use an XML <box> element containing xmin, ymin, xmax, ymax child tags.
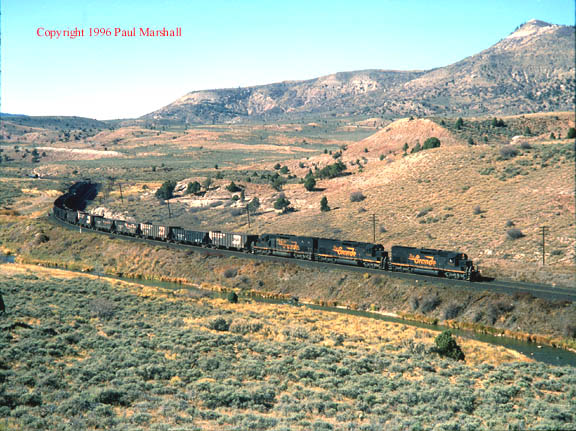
<box><xmin>408</xmin><ymin>253</ymin><xmax>437</xmax><ymax>266</ymax></box>
<box><xmin>333</xmin><ymin>246</ymin><xmax>357</xmax><ymax>257</ymax></box>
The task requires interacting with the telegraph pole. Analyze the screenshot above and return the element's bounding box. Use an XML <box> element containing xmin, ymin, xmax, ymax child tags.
<box><xmin>541</xmin><ymin>226</ymin><xmax>549</xmax><ymax>266</ymax></box>
<box><xmin>372</xmin><ymin>214</ymin><xmax>376</xmax><ymax>243</ymax></box>
<box><xmin>246</xmin><ymin>207</ymin><xmax>251</xmax><ymax>229</ymax></box>
<box><xmin>118</xmin><ymin>183</ymin><xmax>124</xmax><ymax>205</ymax></box>
<box><xmin>167</xmin><ymin>200</ymin><xmax>172</xmax><ymax>218</ymax></box>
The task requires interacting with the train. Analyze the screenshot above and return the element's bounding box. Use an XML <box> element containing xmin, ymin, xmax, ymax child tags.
<box><xmin>52</xmin><ymin>182</ymin><xmax>480</xmax><ymax>281</ymax></box>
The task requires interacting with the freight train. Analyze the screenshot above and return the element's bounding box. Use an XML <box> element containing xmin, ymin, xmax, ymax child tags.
<box><xmin>52</xmin><ymin>182</ymin><xmax>480</xmax><ymax>281</ymax></box>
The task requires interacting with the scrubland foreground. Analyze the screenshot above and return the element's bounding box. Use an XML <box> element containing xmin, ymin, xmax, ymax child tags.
<box><xmin>0</xmin><ymin>264</ymin><xmax>574</xmax><ymax>431</ymax></box>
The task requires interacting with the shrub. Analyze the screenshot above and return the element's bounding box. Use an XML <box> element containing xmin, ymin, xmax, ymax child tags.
<box><xmin>227</xmin><ymin>292</ymin><xmax>238</xmax><ymax>303</ymax></box>
<box><xmin>274</xmin><ymin>195</ymin><xmax>291</xmax><ymax>212</ymax></box>
<box><xmin>417</xmin><ymin>207</ymin><xmax>432</xmax><ymax>218</ymax></box>
<box><xmin>422</xmin><ymin>137</ymin><xmax>441</xmax><ymax>150</ymax></box>
<box><xmin>567</xmin><ymin>127</ymin><xmax>576</xmax><ymax>139</ymax></box>
<box><xmin>434</xmin><ymin>331</ymin><xmax>465</xmax><ymax>361</ymax></box>
<box><xmin>499</xmin><ymin>145</ymin><xmax>519</xmax><ymax>160</ymax></box>
<box><xmin>316</xmin><ymin>161</ymin><xmax>347</xmax><ymax>179</ymax></box>
<box><xmin>350</xmin><ymin>192</ymin><xmax>365</xmax><ymax>202</ymax></box>
<box><xmin>420</xmin><ymin>295</ymin><xmax>441</xmax><ymax>313</ymax></box>
<box><xmin>187</xmin><ymin>181</ymin><xmax>201</xmax><ymax>194</ymax></box>
<box><xmin>226</xmin><ymin>181</ymin><xmax>241</xmax><ymax>193</ymax></box>
<box><xmin>506</xmin><ymin>229</ymin><xmax>525</xmax><ymax>240</ymax></box>
<box><xmin>320</xmin><ymin>196</ymin><xmax>330</xmax><ymax>212</ymax></box>
<box><xmin>223</xmin><ymin>268</ymin><xmax>237</xmax><ymax>278</ymax></box>
<box><xmin>89</xmin><ymin>298</ymin><xmax>115</xmax><ymax>320</ymax></box>
<box><xmin>520</xmin><ymin>142</ymin><xmax>532</xmax><ymax>150</ymax></box>
<box><xmin>230</xmin><ymin>319</ymin><xmax>263</xmax><ymax>335</ymax></box>
<box><xmin>207</xmin><ymin>318</ymin><xmax>230</xmax><ymax>332</ymax></box>
<box><xmin>304</xmin><ymin>176</ymin><xmax>316</xmax><ymax>192</ymax></box>
<box><xmin>505</xmin><ymin>220</ymin><xmax>515</xmax><ymax>227</ymax></box>
<box><xmin>155</xmin><ymin>180</ymin><xmax>176</xmax><ymax>200</ymax></box>
<box><xmin>444</xmin><ymin>304</ymin><xmax>463</xmax><ymax>320</ymax></box>
<box><xmin>247</xmin><ymin>197</ymin><xmax>260</xmax><ymax>213</ymax></box>
<box><xmin>280</xmin><ymin>166</ymin><xmax>289</xmax><ymax>174</ymax></box>
<box><xmin>379</xmin><ymin>225</ymin><xmax>387</xmax><ymax>233</ymax></box>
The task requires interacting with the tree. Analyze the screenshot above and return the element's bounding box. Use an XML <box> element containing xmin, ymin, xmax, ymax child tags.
<box><xmin>402</xmin><ymin>143</ymin><xmax>409</xmax><ymax>154</ymax></box>
<box><xmin>320</xmin><ymin>196</ymin><xmax>330</xmax><ymax>212</ymax></box>
<box><xmin>226</xmin><ymin>181</ymin><xmax>241</xmax><ymax>193</ymax></box>
<box><xmin>280</xmin><ymin>166</ymin><xmax>289</xmax><ymax>174</ymax></box>
<box><xmin>304</xmin><ymin>176</ymin><xmax>316</xmax><ymax>192</ymax></box>
<box><xmin>247</xmin><ymin>197</ymin><xmax>260</xmax><ymax>213</ymax></box>
<box><xmin>422</xmin><ymin>137</ymin><xmax>441</xmax><ymax>150</ymax></box>
<box><xmin>411</xmin><ymin>142</ymin><xmax>422</xmax><ymax>153</ymax></box>
<box><xmin>434</xmin><ymin>330</ymin><xmax>465</xmax><ymax>361</ymax></box>
<box><xmin>270</xmin><ymin>175</ymin><xmax>286</xmax><ymax>191</ymax></box>
<box><xmin>567</xmin><ymin>127</ymin><xmax>576</xmax><ymax>139</ymax></box>
<box><xmin>202</xmin><ymin>177</ymin><xmax>213</xmax><ymax>190</ymax></box>
<box><xmin>467</xmin><ymin>137</ymin><xmax>475</xmax><ymax>146</ymax></box>
<box><xmin>273</xmin><ymin>163</ymin><xmax>281</xmax><ymax>170</ymax></box>
<box><xmin>187</xmin><ymin>181</ymin><xmax>201</xmax><ymax>194</ymax></box>
<box><xmin>274</xmin><ymin>195</ymin><xmax>291</xmax><ymax>213</ymax></box>
<box><xmin>455</xmin><ymin>117</ymin><xmax>464</xmax><ymax>130</ymax></box>
<box><xmin>155</xmin><ymin>180</ymin><xmax>176</xmax><ymax>200</ymax></box>
<box><xmin>227</xmin><ymin>291</ymin><xmax>238</xmax><ymax>304</ymax></box>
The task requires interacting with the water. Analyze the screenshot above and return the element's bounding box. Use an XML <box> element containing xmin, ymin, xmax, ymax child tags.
<box><xmin>106</xmin><ymin>274</ymin><xmax>576</xmax><ymax>367</ymax></box>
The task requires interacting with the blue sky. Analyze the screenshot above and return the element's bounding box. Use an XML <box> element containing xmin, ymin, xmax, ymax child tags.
<box><xmin>1</xmin><ymin>0</ymin><xmax>574</xmax><ymax>120</ymax></box>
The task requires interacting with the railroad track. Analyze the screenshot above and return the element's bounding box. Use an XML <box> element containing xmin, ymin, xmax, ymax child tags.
<box><xmin>49</xmin><ymin>214</ymin><xmax>575</xmax><ymax>303</ymax></box>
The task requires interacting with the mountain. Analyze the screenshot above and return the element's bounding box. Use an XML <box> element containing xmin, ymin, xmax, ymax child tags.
<box><xmin>144</xmin><ymin>20</ymin><xmax>575</xmax><ymax>124</ymax></box>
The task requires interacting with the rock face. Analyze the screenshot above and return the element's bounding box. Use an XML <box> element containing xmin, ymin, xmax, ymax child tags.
<box><xmin>144</xmin><ymin>21</ymin><xmax>575</xmax><ymax>123</ymax></box>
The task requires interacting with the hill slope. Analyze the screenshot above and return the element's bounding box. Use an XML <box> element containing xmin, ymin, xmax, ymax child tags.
<box><xmin>144</xmin><ymin>20</ymin><xmax>575</xmax><ymax>124</ymax></box>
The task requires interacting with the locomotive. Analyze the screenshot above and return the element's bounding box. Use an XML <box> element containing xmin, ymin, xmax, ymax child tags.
<box><xmin>52</xmin><ymin>182</ymin><xmax>480</xmax><ymax>281</ymax></box>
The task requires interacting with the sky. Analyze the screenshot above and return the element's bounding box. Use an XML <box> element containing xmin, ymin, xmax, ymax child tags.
<box><xmin>1</xmin><ymin>0</ymin><xmax>574</xmax><ymax>120</ymax></box>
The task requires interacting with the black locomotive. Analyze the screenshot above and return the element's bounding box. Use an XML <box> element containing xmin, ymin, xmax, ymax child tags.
<box><xmin>52</xmin><ymin>182</ymin><xmax>480</xmax><ymax>281</ymax></box>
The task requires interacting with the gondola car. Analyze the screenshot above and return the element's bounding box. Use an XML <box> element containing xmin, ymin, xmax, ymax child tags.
<box><xmin>253</xmin><ymin>234</ymin><xmax>316</xmax><ymax>259</ymax></box>
<box><xmin>115</xmin><ymin>220</ymin><xmax>140</xmax><ymax>236</ymax></box>
<box><xmin>390</xmin><ymin>246</ymin><xmax>478</xmax><ymax>280</ymax></box>
<box><xmin>316</xmin><ymin>238</ymin><xmax>388</xmax><ymax>269</ymax></box>
<box><xmin>140</xmin><ymin>222</ymin><xmax>169</xmax><ymax>241</ymax></box>
<box><xmin>77</xmin><ymin>212</ymin><xmax>94</xmax><ymax>228</ymax></box>
<box><xmin>171</xmin><ymin>228</ymin><xmax>209</xmax><ymax>246</ymax></box>
<box><xmin>208</xmin><ymin>231</ymin><xmax>258</xmax><ymax>251</ymax></box>
<box><xmin>93</xmin><ymin>216</ymin><xmax>115</xmax><ymax>232</ymax></box>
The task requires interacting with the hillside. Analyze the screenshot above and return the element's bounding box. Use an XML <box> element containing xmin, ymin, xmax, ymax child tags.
<box><xmin>144</xmin><ymin>20</ymin><xmax>575</xmax><ymax>124</ymax></box>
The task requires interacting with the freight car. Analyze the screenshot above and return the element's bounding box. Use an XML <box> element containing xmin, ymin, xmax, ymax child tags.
<box><xmin>390</xmin><ymin>246</ymin><xmax>478</xmax><ymax>280</ymax></box>
<box><xmin>115</xmin><ymin>220</ymin><xmax>141</xmax><ymax>237</ymax></box>
<box><xmin>140</xmin><ymin>222</ymin><xmax>170</xmax><ymax>241</ymax></box>
<box><xmin>171</xmin><ymin>227</ymin><xmax>209</xmax><ymax>246</ymax></box>
<box><xmin>208</xmin><ymin>231</ymin><xmax>258</xmax><ymax>251</ymax></box>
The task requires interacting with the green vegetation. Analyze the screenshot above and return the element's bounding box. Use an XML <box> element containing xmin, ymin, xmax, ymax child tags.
<box><xmin>567</xmin><ymin>127</ymin><xmax>576</xmax><ymax>139</ymax></box>
<box><xmin>154</xmin><ymin>180</ymin><xmax>176</xmax><ymax>200</ymax></box>
<box><xmin>315</xmin><ymin>161</ymin><xmax>347</xmax><ymax>180</ymax></box>
<box><xmin>304</xmin><ymin>176</ymin><xmax>316</xmax><ymax>192</ymax></box>
<box><xmin>320</xmin><ymin>196</ymin><xmax>330</xmax><ymax>212</ymax></box>
<box><xmin>422</xmin><ymin>137</ymin><xmax>441</xmax><ymax>150</ymax></box>
<box><xmin>273</xmin><ymin>195</ymin><xmax>291</xmax><ymax>212</ymax></box>
<box><xmin>226</xmin><ymin>181</ymin><xmax>242</xmax><ymax>193</ymax></box>
<box><xmin>186</xmin><ymin>181</ymin><xmax>201</xmax><ymax>194</ymax></box>
<box><xmin>434</xmin><ymin>331</ymin><xmax>465</xmax><ymax>361</ymax></box>
<box><xmin>0</xmin><ymin>274</ymin><xmax>574</xmax><ymax>430</ymax></box>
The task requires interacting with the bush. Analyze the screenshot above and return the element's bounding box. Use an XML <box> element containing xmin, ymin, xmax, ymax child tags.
<box><xmin>226</xmin><ymin>181</ymin><xmax>242</xmax><ymax>193</ymax></box>
<box><xmin>274</xmin><ymin>196</ymin><xmax>291</xmax><ymax>212</ymax></box>
<box><xmin>247</xmin><ymin>197</ymin><xmax>260</xmax><ymax>213</ymax></box>
<box><xmin>505</xmin><ymin>220</ymin><xmax>515</xmax><ymax>227</ymax></box>
<box><xmin>567</xmin><ymin>127</ymin><xmax>576</xmax><ymax>139</ymax></box>
<box><xmin>422</xmin><ymin>137</ymin><xmax>441</xmax><ymax>150</ymax></box>
<box><xmin>89</xmin><ymin>298</ymin><xmax>115</xmax><ymax>320</ymax></box>
<box><xmin>473</xmin><ymin>205</ymin><xmax>482</xmax><ymax>215</ymax></box>
<box><xmin>420</xmin><ymin>295</ymin><xmax>442</xmax><ymax>313</ymax></box>
<box><xmin>207</xmin><ymin>318</ymin><xmax>230</xmax><ymax>332</ymax></box>
<box><xmin>350</xmin><ymin>192</ymin><xmax>365</xmax><ymax>202</ymax></box>
<box><xmin>223</xmin><ymin>268</ymin><xmax>237</xmax><ymax>278</ymax></box>
<box><xmin>417</xmin><ymin>207</ymin><xmax>432</xmax><ymax>218</ymax></box>
<box><xmin>155</xmin><ymin>180</ymin><xmax>176</xmax><ymax>200</ymax></box>
<box><xmin>434</xmin><ymin>331</ymin><xmax>465</xmax><ymax>361</ymax></box>
<box><xmin>316</xmin><ymin>161</ymin><xmax>347</xmax><ymax>179</ymax></box>
<box><xmin>187</xmin><ymin>181</ymin><xmax>201</xmax><ymax>194</ymax></box>
<box><xmin>506</xmin><ymin>229</ymin><xmax>525</xmax><ymax>240</ymax></box>
<box><xmin>304</xmin><ymin>176</ymin><xmax>316</xmax><ymax>192</ymax></box>
<box><xmin>320</xmin><ymin>197</ymin><xmax>330</xmax><ymax>212</ymax></box>
<box><xmin>227</xmin><ymin>292</ymin><xmax>238</xmax><ymax>303</ymax></box>
<box><xmin>499</xmin><ymin>145</ymin><xmax>519</xmax><ymax>160</ymax></box>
